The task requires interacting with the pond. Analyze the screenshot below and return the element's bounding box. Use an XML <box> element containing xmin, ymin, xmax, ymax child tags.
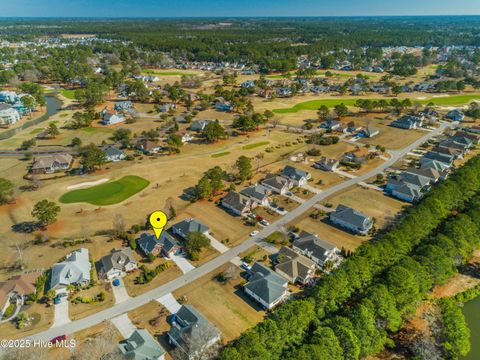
<box><xmin>0</xmin><ymin>95</ymin><xmax>63</xmax><ymax>141</ymax></box>
<box><xmin>461</xmin><ymin>295</ymin><xmax>480</xmax><ymax>360</ymax></box>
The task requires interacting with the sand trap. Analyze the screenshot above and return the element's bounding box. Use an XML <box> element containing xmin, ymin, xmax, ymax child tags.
<box><xmin>67</xmin><ymin>178</ymin><xmax>110</xmax><ymax>190</ymax></box>
<box><xmin>432</xmin><ymin>94</ymin><xmax>450</xmax><ymax>98</ymax></box>
<box><xmin>416</xmin><ymin>96</ymin><xmax>427</xmax><ymax>100</ymax></box>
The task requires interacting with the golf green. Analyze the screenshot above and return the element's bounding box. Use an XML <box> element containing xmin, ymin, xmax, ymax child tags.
<box><xmin>60</xmin><ymin>176</ymin><xmax>150</xmax><ymax>205</ymax></box>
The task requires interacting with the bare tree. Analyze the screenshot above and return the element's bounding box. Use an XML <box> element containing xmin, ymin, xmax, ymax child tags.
<box><xmin>10</xmin><ymin>235</ymin><xmax>28</xmax><ymax>270</ymax></box>
<box><xmin>0</xmin><ymin>346</ymin><xmax>49</xmax><ymax>360</ymax></box>
<box><xmin>72</xmin><ymin>323</ymin><xmax>122</xmax><ymax>360</ymax></box>
<box><xmin>112</xmin><ymin>214</ymin><xmax>125</xmax><ymax>239</ymax></box>
<box><xmin>171</xmin><ymin>322</ymin><xmax>221</xmax><ymax>360</ymax></box>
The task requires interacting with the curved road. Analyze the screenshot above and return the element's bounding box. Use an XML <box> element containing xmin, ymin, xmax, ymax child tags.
<box><xmin>26</xmin><ymin>122</ymin><xmax>451</xmax><ymax>341</ymax></box>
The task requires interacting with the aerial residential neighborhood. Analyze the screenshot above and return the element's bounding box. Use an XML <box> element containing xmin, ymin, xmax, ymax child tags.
<box><xmin>0</xmin><ymin>4</ymin><xmax>479</xmax><ymax>360</ymax></box>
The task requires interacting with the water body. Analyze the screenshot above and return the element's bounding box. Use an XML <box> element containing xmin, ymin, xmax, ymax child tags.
<box><xmin>461</xmin><ymin>296</ymin><xmax>480</xmax><ymax>360</ymax></box>
<box><xmin>0</xmin><ymin>95</ymin><xmax>62</xmax><ymax>141</ymax></box>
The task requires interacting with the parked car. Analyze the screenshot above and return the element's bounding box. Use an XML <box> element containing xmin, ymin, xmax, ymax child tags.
<box><xmin>255</xmin><ymin>215</ymin><xmax>264</xmax><ymax>222</ymax></box>
<box><xmin>260</xmin><ymin>219</ymin><xmax>270</xmax><ymax>226</ymax></box>
<box><xmin>51</xmin><ymin>335</ymin><xmax>67</xmax><ymax>344</ymax></box>
<box><xmin>250</xmin><ymin>230</ymin><xmax>259</xmax><ymax>237</ymax></box>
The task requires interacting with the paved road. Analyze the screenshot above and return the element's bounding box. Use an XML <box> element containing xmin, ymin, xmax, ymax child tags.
<box><xmin>26</xmin><ymin>122</ymin><xmax>451</xmax><ymax>342</ymax></box>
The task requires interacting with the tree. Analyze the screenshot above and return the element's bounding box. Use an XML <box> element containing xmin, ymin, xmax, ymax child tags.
<box><xmin>167</xmin><ymin>134</ymin><xmax>183</xmax><ymax>153</ymax></box>
<box><xmin>20</xmin><ymin>95</ymin><xmax>35</xmax><ymax>117</ymax></box>
<box><xmin>185</xmin><ymin>231</ymin><xmax>210</xmax><ymax>260</ymax></box>
<box><xmin>45</xmin><ymin>122</ymin><xmax>59</xmax><ymax>138</ymax></box>
<box><xmin>317</xmin><ymin>105</ymin><xmax>330</xmax><ymax>121</ymax></box>
<box><xmin>113</xmin><ymin>214</ymin><xmax>125</xmax><ymax>239</ymax></box>
<box><xmin>127</xmin><ymin>79</ymin><xmax>150</xmax><ymax>102</ymax></box>
<box><xmin>333</xmin><ymin>103</ymin><xmax>348</xmax><ymax>119</ymax></box>
<box><xmin>202</xmin><ymin>120</ymin><xmax>226</xmax><ymax>143</ymax></box>
<box><xmin>75</xmin><ymin>81</ymin><xmax>108</xmax><ymax>109</ymax></box>
<box><xmin>71</xmin><ymin>137</ymin><xmax>82</xmax><ymax>147</ymax></box>
<box><xmin>80</xmin><ymin>143</ymin><xmax>107</xmax><ymax>172</ymax></box>
<box><xmin>194</xmin><ymin>176</ymin><xmax>212</xmax><ymax>200</ymax></box>
<box><xmin>31</xmin><ymin>200</ymin><xmax>60</xmax><ymax>226</ymax></box>
<box><xmin>0</xmin><ymin>178</ymin><xmax>14</xmax><ymax>204</ymax></box>
<box><xmin>111</xmin><ymin>128</ymin><xmax>131</xmax><ymax>147</ymax></box>
<box><xmin>235</xmin><ymin>156</ymin><xmax>253</xmax><ymax>182</ymax></box>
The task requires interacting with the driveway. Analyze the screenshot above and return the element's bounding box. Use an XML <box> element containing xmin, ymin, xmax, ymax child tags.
<box><xmin>156</xmin><ymin>293</ymin><xmax>181</xmax><ymax>314</ymax></box>
<box><xmin>170</xmin><ymin>253</ymin><xmax>195</xmax><ymax>274</ymax></box>
<box><xmin>301</xmin><ymin>184</ymin><xmax>323</xmax><ymax>194</ymax></box>
<box><xmin>111</xmin><ymin>278</ymin><xmax>130</xmax><ymax>304</ymax></box>
<box><xmin>110</xmin><ymin>314</ymin><xmax>136</xmax><ymax>338</ymax></box>
<box><xmin>205</xmin><ymin>233</ymin><xmax>229</xmax><ymax>254</ymax></box>
<box><xmin>52</xmin><ymin>289</ymin><xmax>70</xmax><ymax>328</ymax></box>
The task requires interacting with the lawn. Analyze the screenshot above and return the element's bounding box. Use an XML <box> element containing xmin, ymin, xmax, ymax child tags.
<box><xmin>242</xmin><ymin>141</ymin><xmax>270</xmax><ymax>150</ymax></box>
<box><xmin>273</xmin><ymin>93</ymin><xmax>480</xmax><ymax>113</ymax></box>
<box><xmin>60</xmin><ymin>89</ymin><xmax>77</xmax><ymax>99</ymax></box>
<box><xmin>211</xmin><ymin>151</ymin><xmax>231</xmax><ymax>158</ymax></box>
<box><xmin>142</xmin><ymin>69</ymin><xmax>196</xmax><ymax>76</ymax></box>
<box><xmin>59</xmin><ymin>175</ymin><xmax>150</xmax><ymax>205</ymax></box>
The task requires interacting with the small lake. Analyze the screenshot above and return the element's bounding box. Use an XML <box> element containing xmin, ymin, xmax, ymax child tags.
<box><xmin>461</xmin><ymin>295</ymin><xmax>480</xmax><ymax>360</ymax></box>
<box><xmin>0</xmin><ymin>95</ymin><xmax>63</xmax><ymax>141</ymax></box>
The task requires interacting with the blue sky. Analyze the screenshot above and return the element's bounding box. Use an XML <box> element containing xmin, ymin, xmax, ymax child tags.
<box><xmin>1</xmin><ymin>0</ymin><xmax>479</xmax><ymax>17</ymax></box>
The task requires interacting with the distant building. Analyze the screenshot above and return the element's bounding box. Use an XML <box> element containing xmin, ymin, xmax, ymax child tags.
<box><xmin>30</xmin><ymin>154</ymin><xmax>73</xmax><ymax>174</ymax></box>
<box><xmin>281</xmin><ymin>165</ymin><xmax>311</xmax><ymax>186</ymax></box>
<box><xmin>101</xmin><ymin>111</ymin><xmax>125</xmax><ymax>125</ymax></box>
<box><xmin>0</xmin><ymin>103</ymin><xmax>21</xmax><ymax>125</ymax></box>
<box><xmin>446</xmin><ymin>109</ymin><xmax>465</xmax><ymax>122</ymax></box>
<box><xmin>292</xmin><ymin>231</ymin><xmax>340</xmax><ymax>268</ymax></box>
<box><xmin>221</xmin><ymin>190</ymin><xmax>257</xmax><ymax>216</ymax></box>
<box><xmin>313</xmin><ymin>157</ymin><xmax>339</xmax><ymax>172</ymax></box>
<box><xmin>136</xmin><ymin>139</ymin><xmax>163</xmax><ymax>154</ymax></box>
<box><xmin>391</xmin><ymin>115</ymin><xmax>423</xmax><ymax>130</ymax></box>
<box><xmin>102</xmin><ymin>145</ymin><xmax>126</xmax><ymax>162</ymax></box>
<box><xmin>261</xmin><ymin>174</ymin><xmax>293</xmax><ymax>195</ymax></box>
<box><xmin>240</xmin><ymin>184</ymin><xmax>271</xmax><ymax>207</ymax></box>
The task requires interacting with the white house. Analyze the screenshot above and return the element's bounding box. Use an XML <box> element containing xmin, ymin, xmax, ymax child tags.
<box><xmin>0</xmin><ymin>104</ymin><xmax>21</xmax><ymax>125</ymax></box>
<box><xmin>50</xmin><ymin>248</ymin><xmax>91</xmax><ymax>290</ymax></box>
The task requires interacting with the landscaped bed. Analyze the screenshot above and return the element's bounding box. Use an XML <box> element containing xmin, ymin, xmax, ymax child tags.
<box><xmin>59</xmin><ymin>175</ymin><xmax>150</xmax><ymax>205</ymax></box>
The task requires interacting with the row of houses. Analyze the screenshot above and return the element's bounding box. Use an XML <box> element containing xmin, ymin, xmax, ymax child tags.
<box><xmin>0</xmin><ymin>91</ymin><xmax>35</xmax><ymax>125</ymax></box>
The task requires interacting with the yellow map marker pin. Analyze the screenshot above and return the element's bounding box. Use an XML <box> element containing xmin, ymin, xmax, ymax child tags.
<box><xmin>149</xmin><ymin>210</ymin><xmax>168</xmax><ymax>240</ymax></box>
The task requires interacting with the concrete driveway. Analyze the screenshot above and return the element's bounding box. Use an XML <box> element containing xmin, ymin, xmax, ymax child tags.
<box><xmin>111</xmin><ymin>278</ymin><xmax>130</xmax><ymax>304</ymax></box>
<box><xmin>156</xmin><ymin>293</ymin><xmax>181</xmax><ymax>314</ymax></box>
<box><xmin>205</xmin><ymin>233</ymin><xmax>229</xmax><ymax>254</ymax></box>
<box><xmin>52</xmin><ymin>289</ymin><xmax>70</xmax><ymax>327</ymax></box>
<box><xmin>170</xmin><ymin>253</ymin><xmax>195</xmax><ymax>274</ymax></box>
<box><xmin>110</xmin><ymin>314</ymin><xmax>136</xmax><ymax>338</ymax></box>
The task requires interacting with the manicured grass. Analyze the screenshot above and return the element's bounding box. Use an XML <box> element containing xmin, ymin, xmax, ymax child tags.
<box><xmin>142</xmin><ymin>69</ymin><xmax>196</xmax><ymax>76</ymax></box>
<box><xmin>242</xmin><ymin>141</ymin><xmax>270</xmax><ymax>150</ymax></box>
<box><xmin>266</xmin><ymin>71</ymin><xmax>357</xmax><ymax>79</ymax></box>
<box><xmin>273</xmin><ymin>93</ymin><xmax>480</xmax><ymax>113</ymax></box>
<box><xmin>29</xmin><ymin>128</ymin><xmax>44</xmax><ymax>134</ymax></box>
<box><xmin>211</xmin><ymin>151</ymin><xmax>231</xmax><ymax>158</ymax></box>
<box><xmin>80</xmin><ymin>127</ymin><xmax>113</xmax><ymax>134</ymax></box>
<box><xmin>59</xmin><ymin>175</ymin><xmax>150</xmax><ymax>205</ymax></box>
<box><xmin>60</xmin><ymin>89</ymin><xmax>76</xmax><ymax>99</ymax></box>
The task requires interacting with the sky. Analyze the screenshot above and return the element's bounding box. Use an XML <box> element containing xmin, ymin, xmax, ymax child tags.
<box><xmin>0</xmin><ymin>0</ymin><xmax>479</xmax><ymax>18</ymax></box>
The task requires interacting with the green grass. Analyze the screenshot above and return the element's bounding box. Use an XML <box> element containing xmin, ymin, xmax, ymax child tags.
<box><xmin>61</xmin><ymin>89</ymin><xmax>77</xmax><ymax>99</ymax></box>
<box><xmin>80</xmin><ymin>127</ymin><xmax>113</xmax><ymax>134</ymax></box>
<box><xmin>59</xmin><ymin>175</ymin><xmax>150</xmax><ymax>205</ymax></box>
<box><xmin>242</xmin><ymin>141</ymin><xmax>270</xmax><ymax>150</ymax></box>
<box><xmin>59</xmin><ymin>113</ymin><xmax>69</xmax><ymax>118</ymax></box>
<box><xmin>142</xmin><ymin>69</ymin><xmax>196</xmax><ymax>76</ymax></box>
<box><xmin>29</xmin><ymin>128</ymin><xmax>44</xmax><ymax>135</ymax></box>
<box><xmin>266</xmin><ymin>71</ymin><xmax>363</xmax><ymax>79</ymax></box>
<box><xmin>273</xmin><ymin>93</ymin><xmax>480</xmax><ymax>113</ymax></box>
<box><xmin>211</xmin><ymin>151</ymin><xmax>231</xmax><ymax>158</ymax></box>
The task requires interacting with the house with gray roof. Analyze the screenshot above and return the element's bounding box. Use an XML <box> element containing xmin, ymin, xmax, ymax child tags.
<box><xmin>404</xmin><ymin>167</ymin><xmax>442</xmax><ymax>183</ymax></box>
<box><xmin>168</xmin><ymin>305</ymin><xmax>221</xmax><ymax>360</ymax></box>
<box><xmin>171</xmin><ymin>218</ymin><xmax>209</xmax><ymax>240</ymax></box>
<box><xmin>275</xmin><ymin>247</ymin><xmax>316</xmax><ymax>285</ymax></box>
<box><xmin>100</xmin><ymin>248</ymin><xmax>137</xmax><ymax>280</ymax></box>
<box><xmin>358</xmin><ymin>125</ymin><xmax>379</xmax><ymax>138</ymax></box>
<box><xmin>313</xmin><ymin>157</ymin><xmax>339</xmax><ymax>172</ymax></box>
<box><xmin>386</xmin><ymin>171</ymin><xmax>431</xmax><ymax>203</ymax></box>
<box><xmin>390</xmin><ymin>115</ymin><xmax>423</xmax><ymax>130</ymax></box>
<box><xmin>137</xmin><ymin>232</ymin><xmax>181</xmax><ymax>258</ymax></box>
<box><xmin>390</xmin><ymin>182</ymin><xmax>423</xmax><ymax>203</ymax></box>
<box><xmin>118</xmin><ymin>329</ymin><xmax>166</xmax><ymax>360</ymax></box>
<box><xmin>446</xmin><ymin>109</ymin><xmax>465</xmax><ymax>122</ymax></box>
<box><xmin>221</xmin><ymin>190</ymin><xmax>257</xmax><ymax>216</ymax></box>
<box><xmin>420</xmin><ymin>151</ymin><xmax>454</xmax><ymax>167</ymax></box>
<box><xmin>420</xmin><ymin>159</ymin><xmax>451</xmax><ymax>173</ymax></box>
<box><xmin>261</xmin><ymin>174</ymin><xmax>293</xmax><ymax>195</ymax></box>
<box><xmin>240</xmin><ymin>184</ymin><xmax>271</xmax><ymax>206</ymax></box>
<box><xmin>244</xmin><ymin>263</ymin><xmax>289</xmax><ymax>309</ymax></box>
<box><xmin>102</xmin><ymin>145</ymin><xmax>126</xmax><ymax>162</ymax></box>
<box><xmin>189</xmin><ymin>120</ymin><xmax>213</xmax><ymax>132</ymax></box>
<box><xmin>51</xmin><ymin>248</ymin><xmax>91</xmax><ymax>290</ymax></box>
<box><xmin>329</xmin><ymin>204</ymin><xmax>373</xmax><ymax>235</ymax></box>
<box><xmin>30</xmin><ymin>154</ymin><xmax>73</xmax><ymax>174</ymax></box>
<box><xmin>281</xmin><ymin>165</ymin><xmax>311</xmax><ymax>186</ymax></box>
<box><xmin>292</xmin><ymin>232</ymin><xmax>340</xmax><ymax>268</ymax></box>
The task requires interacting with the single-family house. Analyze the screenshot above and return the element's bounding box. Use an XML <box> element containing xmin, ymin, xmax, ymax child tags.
<box><xmin>171</xmin><ymin>218</ymin><xmax>209</xmax><ymax>240</ymax></box>
<box><xmin>221</xmin><ymin>191</ymin><xmax>257</xmax><ymax>216</ymax></box>
<box><xmin>420</xmin><ymin>151</ymin><xmax>454</xmax><ymax>167</ymax></box>
<box><xmin>168</xmin><ymin>305</ymin><xmax>221</xmax><ymax>360</ymax></box>
<box><xmin>137</xmin><ymin>139</ymin><xmax>163</xmax><ymax>154</ymax></box>
<box><xmin>319</xmin><ymin>119</ymin><xmax>340</xmax><ymax>131</ymax></box>
<box><xmin>391</xmin><ymin>115</ymin><xmax>423</xmax><ymax>130</ymax></box>
<box><xmin>313</xmin><ymin>157</ymin><xmax>339</xmax><ymax>172</ymax></box>
<box><xmin>118</xmin><ymin>329</ymin><xmax>166</xmax><ymax>360</ymax></box>
<box><xmin>158</xmin><ymin>103</ymin><xmax>176</xmax><ymax>113</ymax></box>
<box><xmin>114</xmin><ymin>101</ymin><xmax>133</xmax><ymax>112</ymax></box>
<box><xmin>102</xmin><ymin>145</ymin><xmax>126</xmax><ymax>162</ymax></box>
<box><xmin>281</xmin><ymin>165</ymin><xmax>311</xmax><ymax>186</ymax></box>
<box><xmin>50</xmin><ymin>248</ymin><xmax>91</xmax><ymax>290</ymax></box>
<box><xmin>189</xmin><ymin>120</ymin><xmax>213</xmax><ymax>132</ymax></box>
<box><xmin>261</xmin><ymin>174</ymin><xmax>293</xmax><ymax>195</ymax></box>
<box><xmin>274</xmin><ymin>247</ymin><xmax>316</xmax><ymax>285</ymax></box>
<box><xmin>343</xmin><ymin>147</ymin><xmax>370</xmax><ymax>164</ymax></box>
<box><xmin>358</xmin><ymin>125</ymin><xmax>379</xmax><ymax>138</ymax></box>
<box><xmin>446</xmin><ymin>109</ymin><xmax>465</xmax><ymax>122</ymax></box>
<box><xmin>176</xmin><ymin>132</ymin><xmax>194</xmax><ymax>143</ymax></box>
<box><xmin>0</xmin><ymin>103</ymin><xmax>21</xmax><ymax>125</ymax></box>
<box><xmin>292</xmin><ymin>231</ymin><xmax>340</xmax><ymax>267</ymax></box>
<box><xmin>404</xmin><ymin>166</ymin><xmax>442</xmax><ymax>183</ymax></box>
<box><xmin>101</xmin><ymin>111</ymin><xmax>125</xmax><ymax>125</ymax></box>
<box><xmin>100</xmin><ymin>248</ymin><xmax>137</xmax><ymax>280</ymax></box>
<box><xmin>329</xmin><ymin>204</ymin><xmax>373</xmax><ymax>235</ymax></box>
<box><xmin>244</xmin><ymin>263</ymin><xmax>290</xmax><ymax>309</ymax></box>
<box><xmin>30</xmin><ymin>154</ymin><xmax>73</xmax><ymax>174</ymax></box>
<box><xmin>0</xmin><ymin>271</ymin><xmax>42</xmax><ymax>317</ymax></box>
<box><xmin>240</xmin><ymin>184</ymin><xmax>271</xmax><ymax>207</ymax></box>
<box><xmin>137</xmin><ymin>232</ymin><xmax>181</xmax><ymax>258</ymax></box>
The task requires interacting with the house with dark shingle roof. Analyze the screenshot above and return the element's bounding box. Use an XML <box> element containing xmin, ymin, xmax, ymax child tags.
<box><xmin>275</xmin><ymin>247</ymin><xmax>316</xmax><ymax>285</ymax></box>
<box><xmin>420</xmin><ymin>151</ymin><xmax>454</xmax><ymax>167</ymax></box>
<box><xmin>168</xmin><ymin>305</ymin><xmax>221</xmax><ymax>360</ymax></box>
<box><xmin>313</xmin><ymin>157</ymin><xmax>339</xmax><ymax>172</ymax></box>
<box><xmin>100</xmin><ymin>248</ymin><xmax>137</xmax><ymax>280</ymax></box>
<box><xmin>244</xmin><ymin>263</ymin><xmax>289</xmax><ymax>309</ymax></box>
<box><xmin>281</xmin><ymin>165</ymin><xmax>311</xmax><ymax>186</ymax></box>
<box><xmin>221</xmin><ymin>190</ymin><xmax>257</xmax><ymax>216</ymax></box>
<box><xmin>171</xmin><ymin>218</ymin><xmax>209</xmax><ymax>240</ymax></box>
<box><xmin>240</xmin><ymin>184</ymin><xmax>271</xmax><ymax>207</ymax></box>
<box><xmin>391</xmin><ymin>182</ymin><xmax>423</xmax><ymax>203</ymax></box>
<box><xmin>404</xmin><ymin>167</ymin><xmax>442</xmax><ymax>183</ymax></box>
<box><xmin>137</xmin><ymin>232</ymin><xmax>181</xmax><ymax>258</ymax></box>
<box><xmin>0</xmin><ymin>271</ymin><xmax>42</xmax><ymax>317</ymax></box>
<box><xmin>118</xmin><ymin>329</ymin><xmax>166</xmax><ymax>360</ymax></box>
<box><xmin>329</xmin><ymin>204</ymin><xmax>373</xmax><ymax>235</ymax></box>
<box><xmin>102</xmin><ymin>145</ymin><xmax>126</xmax><ymax>162</ymax></box>
<box><xmin>446</xmin><ymin>109</ymin><xmax>465</xmax><ymax>122</ymax></box>
<box><xmin>261</xmin><ymin>174</ymin><xmax>293</xmax><ymax>195</ymax></box>
<box><xmin>292</xmin><ymin>232</ymin><xmax>340</xmax><ymax>268</ymax></box>
<box><xmin>391</xmin><ymin>115</ymin><xmax>423</xmax><ymax>130</ymax></box>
